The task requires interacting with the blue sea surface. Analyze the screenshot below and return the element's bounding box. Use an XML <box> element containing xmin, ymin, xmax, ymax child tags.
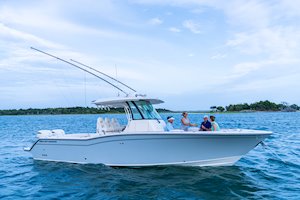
<box><xmin>0</xmin><ymin>112</ymin><xmax>299</xmax><ymax>199</ymax></box>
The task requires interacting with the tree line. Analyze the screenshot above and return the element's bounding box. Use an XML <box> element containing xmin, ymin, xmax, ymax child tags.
<box><xmin>211</xmin><ymin>100</ymin><xmax>300</xmax><ymax>112</ymax></box>
<box><xmin>0</xmin><ymin>107</ymin><xmax>172</xmax><ymax>116</ymax></box>
<box><xmin>0</xmin><ymin>107</ymin><xmax>123</xmax><ymax>115</ymax></box>
<box><xmin>1</xmin><ymin>101</ymin><xmax>298</xmax><ymax>115</ymax></box>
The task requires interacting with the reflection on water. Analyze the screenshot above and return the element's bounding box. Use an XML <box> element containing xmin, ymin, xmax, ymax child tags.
<box><xmin>31</xmin><ymin>161</ymin><xmax>261</xmax><ymax>199</ymax></box>
<box><xmin>0</xmin><ymin>112</ymin><xmax>300</xmax><ymax>199</ymax></box>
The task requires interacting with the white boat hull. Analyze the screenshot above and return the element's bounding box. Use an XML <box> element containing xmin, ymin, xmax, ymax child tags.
<box><xmin>25</xmin><ymin>129</ymin><xmax>271</xmax><ymax>167</ymax></box>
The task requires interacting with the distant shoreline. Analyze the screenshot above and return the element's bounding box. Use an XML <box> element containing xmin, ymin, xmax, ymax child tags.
<box><xmin>1</xmin><ymin>100</ymin><xmax>299</xmax><ymax>116</ymax></box>
<box><xmin>0</xmin><ymin>107</ymin><xmax>298</xmax><ymax>116</ymax></box>
<box><xmin>0</xmin><ymin>107</ymin><xmax>172</xmax><ymax>116</ymax></box>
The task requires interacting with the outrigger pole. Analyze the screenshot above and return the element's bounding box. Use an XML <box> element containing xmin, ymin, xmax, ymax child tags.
<box><xmin>30</xmin><ymin>47</ymin><xmax>129</xmax><ymax>96</ymax></box>
<box><xmin>70</xmin><ymin>59</ymin><xmax>137</xmax><ymax>93</ymax></box>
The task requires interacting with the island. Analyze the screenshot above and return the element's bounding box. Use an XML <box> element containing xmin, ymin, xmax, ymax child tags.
<box><xmin>0</xmin><ymin>107</ymin><xmax>172</xmax><ymax>116</ymax></box>
<box><xmin>0</xmin><ymin>100</ymin><xmax>299</xmax><ymax>116</ymax></box>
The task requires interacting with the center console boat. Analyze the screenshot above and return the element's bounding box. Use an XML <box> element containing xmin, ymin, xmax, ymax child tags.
<box><xmin>25</xmin><ymin>48</ymin><xmax>272</xmax><ymax>167</ymax></box>
<box><xmin>24</xmin><ymin>96</ymin><xmax>271</xmax><ymax>167</ymax></box>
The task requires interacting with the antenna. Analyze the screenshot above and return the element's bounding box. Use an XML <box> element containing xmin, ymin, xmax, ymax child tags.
<box><xmin>30</xmin><ymin>47</ymin><xmax>129</xmax><ymax>96</ymax></box>
<box><xmin>115</xmin><ymin>64</ymin><xmax>120</xmax><ymax>97</ymax></box>
<box><xmin>70</xmin><ymin>59</ymin><xmax>137</xmax><ymax>93</ymax></box>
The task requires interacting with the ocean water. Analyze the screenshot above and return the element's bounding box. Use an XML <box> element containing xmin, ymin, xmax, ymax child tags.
<box><xmin>0</xmin><ymin>112</ymin><xmax>299</xmax><ymax>199</ymax></box>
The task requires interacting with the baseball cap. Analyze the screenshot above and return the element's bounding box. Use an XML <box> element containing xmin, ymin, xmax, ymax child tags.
<box><xmin>167</xmin><ymin>116</ymin><xmax>175</xmax><ymax>120</ymax></box>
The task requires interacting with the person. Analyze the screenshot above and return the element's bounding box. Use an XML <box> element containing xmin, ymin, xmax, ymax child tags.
<box><xmin>200</xmin><ymin>115</ymin><xmax>212</xmax><ymax>131</ymax></box>
<box><xmin>181</xmin><ymin>112</ymin><xmax>197</xmax><ymax>131</ymax></box>
<box><xmin>165</xmin><ymin>116</ymin><xmax>175</xmax><ymax>131</ymax></box>
<box><xmin>210</xmin><ymin>115</ymin><xmax>220</xmax><ymax>131</ymax></box>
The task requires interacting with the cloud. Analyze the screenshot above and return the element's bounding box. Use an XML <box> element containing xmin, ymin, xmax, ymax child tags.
<box><xmin>222</xmin><ymin>1</ymin><xmax>271</xmax><ymax>28</ymax></box>
<box><xmin>148</xmin><ymin>17</ymin><xmax>163</xmax><ymax>25</ymax></box>
<box><xmin>0</xmin><ymin>23</ymin><xmax>63</xmax><ymax>49</ymax></box>
<box><xmin>168</xmin><ymin>27</ymin><xmax>181</xmax><ymax>32</ymax></box>
<box><xmin>190</xmin><ymin>8</ymin><xmax>205</xmax><ymax>14</ymax></box>
<box><xmin>220</xmin><ymin>57</ymin><xmax>300</xmax><ymax>88</ymax></box>
<box><xmin>226</xmin><ymin>27</ymin><xmax>300</xmax><ymax>59</ymax></box>
<box><xmin>182</xmin><ymin>20</ymin><xmax>201</xmax><ymax>34</ymax></box>
<box><xmin>0</xmin><ymin>8</ymin><xmax>135</xmax><ymax>41</ymax></box>
<box><xmin>131</xmin><ymin>0</ymin><xmax>213</xmax><ymax>7</ymax></box>
<box><xmin>226</xmin><ymin>72</ymin><xmax>300</xmax><ymax>93</ymax></box>
<box><xmin>276</xmin><ymin>0</ymin><xmax>300</xmax><ymax>18</ymax></box>
<box><xmin>1</xmin><ymin>0</ymin><xmax>300</xmax><ymax>109</ymax></box>
<box><xmin>210</xmin><ymin>53</ymin><xmax>227</xmax><ymax>60</ymax></box>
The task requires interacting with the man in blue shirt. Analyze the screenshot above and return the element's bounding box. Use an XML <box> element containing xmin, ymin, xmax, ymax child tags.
<box><xmin>200</xmin><ymin>115</ymin><xmax>211</xmax><ymax>131</ymax></box>
<box><xmin>165</xmin><ymin>116</ymin><xmax>175</xmax><ymax>131</ymax></box>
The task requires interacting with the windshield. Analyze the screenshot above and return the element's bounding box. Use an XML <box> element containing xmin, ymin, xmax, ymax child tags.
<box><xmin>127</xmin><ymin>101</ymin><xmax>143</xmax><ymax>120</ymax></box>
<box><xmin>128</xmin><ymin>100</ymin><xmax>162</xmax><ymax>120</ymax></box>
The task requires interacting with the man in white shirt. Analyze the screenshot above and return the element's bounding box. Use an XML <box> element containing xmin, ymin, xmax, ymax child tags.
<box><xmin>165</xmin><ymin>116</ymin><xmax>175</xmax><ymax>131</ymax></box>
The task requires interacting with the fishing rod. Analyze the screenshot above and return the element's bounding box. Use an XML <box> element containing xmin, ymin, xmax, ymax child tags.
<box><xmin>30</xmin><ymin>47</ymin><xmax>129</xmax><ymax>96</ymax></box>
<box><xmin>70</xmin><ymin>59</ymin><xmax>137</xmax><ymax>93</ymax></box>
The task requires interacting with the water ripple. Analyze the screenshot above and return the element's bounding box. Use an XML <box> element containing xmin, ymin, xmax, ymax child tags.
<box><xmin>0</xmin><ymin>113</ymin><xmax>299</xmax><ymax>199</ymax></box>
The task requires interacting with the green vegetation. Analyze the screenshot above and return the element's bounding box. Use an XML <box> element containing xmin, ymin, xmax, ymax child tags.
<box><xmin>156</xmin><ymin>108</ymin><xmax>173</xmax><ymax>113</ymax></box>
<box><xmin>0</xmin><ymin>107</ymin><xmax>124</xmax><ymax>116</ymax></box>
<box><xmin>1</xmin><ymin>100</ymin><xmax>298</xmax><ymax>115</ymax></box>
<box><xmin>210</xmin><ymin>106</ymin><xmax>225</xmax><ymax>112</ymax></box>
<box><xmin>0</xmin><ymin>107</ymin><xmax>173</xmax><ymax>116</ymax></box>
<box><xmin>222</xmin><ymin>100</ymin><xmax>300</xmax><ymax>112</ymax></box>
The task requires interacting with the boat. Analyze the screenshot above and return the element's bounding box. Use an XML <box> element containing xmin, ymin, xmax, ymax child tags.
<box><xmin>24</xmin><ymin>48</ymin><xmax>272</xmax><ymax>167</ymax></box>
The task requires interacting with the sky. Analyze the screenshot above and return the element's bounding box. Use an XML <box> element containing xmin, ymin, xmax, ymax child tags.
<box><xmin>1</xmin><ymin>0</ymin><xmax>300</xmax><ymax>110</ymax></box>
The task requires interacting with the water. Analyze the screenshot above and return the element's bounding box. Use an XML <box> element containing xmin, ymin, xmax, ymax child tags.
<box><xmin>0</xmin><ymin>112</ymin><xmax>299</xmax><ymax>199</ymax></box>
